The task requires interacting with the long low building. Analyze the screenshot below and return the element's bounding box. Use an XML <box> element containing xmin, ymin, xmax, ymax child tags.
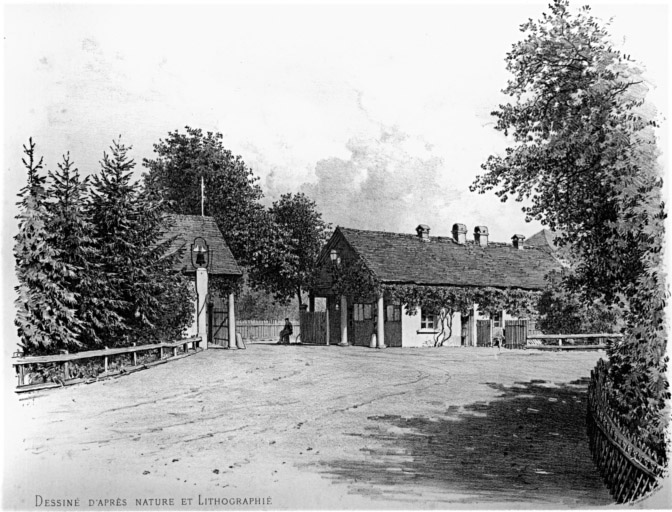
<box><xmin>310</xmin><ymin>223</ymin><xmax>562</xmax><ymax>348</ymax></box>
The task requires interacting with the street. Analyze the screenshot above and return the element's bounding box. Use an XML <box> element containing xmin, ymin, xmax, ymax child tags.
<box><xmin>4</xmin><ymin>345</ymin><xmax>612</xmax><ymax>509</ymax></box>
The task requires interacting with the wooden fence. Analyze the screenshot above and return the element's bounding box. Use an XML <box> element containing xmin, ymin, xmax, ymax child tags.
<box><xmin>12</xmin><ymin>336</ymin><xmax>202</xmax><ymax>393</ymax></box>
<box><xmin>504</xmin><ymin>319</ymin><xmax>528</xmax><ymax>348</ymax></box>
<box><xmin>587</xmin><ymin>359</ymin><xmax>666</xmax><ymax>502</ymax></box>
<box><xmin>527</xmin><ymin>333</ymin><xmax>622</xmax><ymax>350</ymax></box>
<box><xmin>236</xmin><ymin>320</ymin><xmax>301</xmax><ymax>342</ymax></box>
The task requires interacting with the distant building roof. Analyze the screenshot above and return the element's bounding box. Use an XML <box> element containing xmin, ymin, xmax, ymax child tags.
<box><xmin>526</xmin><ymin>228</ymin><xmax>559</xmax><ymax>251</ymax></box>
<box><xmin>322</xmin><ymin>226</ymin><xmax>561</xmax><ymax>291</ymax></box>
<box><xmin>162</xmin><ymin>214</ymin><xmax>242</xmax><ymax>276</ymax></box>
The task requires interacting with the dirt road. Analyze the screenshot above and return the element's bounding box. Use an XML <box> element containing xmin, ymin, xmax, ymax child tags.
<box><xmin>4</xmin><ymin>345</ymin><xmax>613</xmax><ymax>509</ymax></box>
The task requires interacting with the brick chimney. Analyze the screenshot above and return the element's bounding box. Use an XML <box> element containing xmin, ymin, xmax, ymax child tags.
<box><xmin>416</xmin><ymin>224</ymin><xmax>431</xmax><ymax>240</ymax></box>
<box><xmin>512</xmin><ymin>234</ymin><xmax>525</xmax><ymax>249</ymax></box>
<box><xmin>474</xmin><ymin>226</ymin><xmax>489</xmax><ymax>247</ymax></box>
<box><xmin>452</xmin><ymin>223</ymin><xmax>467</xmax><ymax>244</ymax></box>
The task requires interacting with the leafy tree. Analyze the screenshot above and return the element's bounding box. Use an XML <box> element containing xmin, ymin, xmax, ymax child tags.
<box><xmin>14</xmin><ymin>140</ymin><xmax>81</xmax><ymax>354</ymax></box>
<box><xmin>236</xmin><ymin>276</ymin><xmax>301</xmax><ymax>321</ymax></box>
<box><xmin>537</xmin><ymin>271</ymin><xmax>622</xmax><ymax>334</ymax></box>
<box><xmin>471</xmin><ymin>0</ymin><xmax>667</xmax><ymax>453</ymax></box>
<box><xmin>250</xmin><ymin>193</ymin><xmax>331</xmax><ymax>305</ymax></box>
<box><xmin>142</xmin><ymin>127</ymin><xmax>265</xmax><ymax>265</ymax></box>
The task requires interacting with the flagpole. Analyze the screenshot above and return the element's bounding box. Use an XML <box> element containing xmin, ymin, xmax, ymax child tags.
<box><xmin>201</xmin><ymin>176</ymin><xmax>205</xmax><ymax>217</ymax></box>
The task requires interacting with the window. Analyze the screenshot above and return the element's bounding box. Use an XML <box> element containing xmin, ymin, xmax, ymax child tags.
<box><xmin>354</xmin><ymin>303</ymin><xmax>373</xmax><ymax>321</ymax></box>
<box><xmin>386</xmin><ymin>304</ymin><xmax>401</xmax><ymax>322</ymax></box>
<box><xmin>493</xmin><ymin>311</ymin><xmax>503</xmax><ymax>328</ymax></box>
<box><xmin>420</xmin><ymin>312</ymin><xmax>436</xmax><ymax>330</ymax></box>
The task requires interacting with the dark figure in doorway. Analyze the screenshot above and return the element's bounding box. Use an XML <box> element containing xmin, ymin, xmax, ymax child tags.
<box><xmin>278</xmin><ymin>318</ymin><xmax>293</xmax><ymax>344</ymax></box>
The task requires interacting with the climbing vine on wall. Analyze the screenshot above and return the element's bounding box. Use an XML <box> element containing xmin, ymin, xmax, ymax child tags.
<box><xmin>330</xmin><ymin>258</ymin><xmax>381</xmax><ymax>301</ymax></box>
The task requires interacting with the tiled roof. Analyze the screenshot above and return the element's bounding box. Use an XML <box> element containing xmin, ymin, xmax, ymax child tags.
<box><xmin>162</xmin><ymin>214</ymin><xmax>242</xmax><ymax>276</ymax></box>
<box><xmin>526</xmin><ymin>228</ymin><xmax>558</xmax><ymax>251</ymax></box>
<box><xmin>336</xmin><ymin>227</ymin><xmax>560</xmax><ymax>290</ymax></box>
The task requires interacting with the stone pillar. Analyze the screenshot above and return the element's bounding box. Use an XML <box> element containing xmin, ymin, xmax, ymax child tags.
<box><xmin>471</xmin><ymin>303</ymin><xmax>479</xmax><ymax>347</ymax></box>
<box><xmin>339</xmin><ymin>295</ymin><xmax>348</xmax><ymax>346</ymax></box>
<box><xmin>195</xmin><ymin>268</ymin><xmax>208</xmax><ymax>350</ymax></box>
<box><xmin>228</xmin><ymin>292</ymin><xmax>237</xmax><ymax>350</ymax></box>
<box><xmin>376</xmin><ymin>294</ymin><xmax>386</xmax><ymax>349</ymax></box>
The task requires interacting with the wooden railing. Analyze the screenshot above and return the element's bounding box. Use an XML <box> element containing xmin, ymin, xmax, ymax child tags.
<box><xmin>12</xmin><ymin>336</ymin><xmax>202</xmax><ymax>392</ymax></box>
<box><xmin>527</xmin><ymin>333</ymin><xmax>622</xmax><ymax>350</ymax></box>
<box><xmin>587</xmin><ymin>359</ymin><xmax>666</xmax><ymax>502</ymax></box>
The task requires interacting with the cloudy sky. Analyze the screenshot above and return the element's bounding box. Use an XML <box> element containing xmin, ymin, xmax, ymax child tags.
<box><xmin>2</xmin><ymin>2</ymin><xmax>668</xmax><ymax>248</ymax></box>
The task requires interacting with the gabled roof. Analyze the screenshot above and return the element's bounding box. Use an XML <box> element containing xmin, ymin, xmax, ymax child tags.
<box><xmin>162</xmin><ymin>214</ymin><xmax>242</xmax><ymax>276</ymax></box>
<box><xmin>329</xmin><ymin>227</ymin><xmax>561</xmax><ymax>291</ymax></box>
<box><xmin>526</xmin><ymin>228</ymin><xmax>558</xmax><ymax>251</ymax></box>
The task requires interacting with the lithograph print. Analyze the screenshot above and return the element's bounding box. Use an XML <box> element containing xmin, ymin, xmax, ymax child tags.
<box><xmin>2</xmin><ymin>1</ymin><xmax>669</xmax><ymax>509</ymax></box>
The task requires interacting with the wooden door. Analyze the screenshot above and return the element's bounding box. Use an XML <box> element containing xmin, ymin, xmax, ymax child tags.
<box><xmin>384</xmin><ymin>303</ymin><xmax>402</xmax><ymax>347</ymax></box>
<box><xmin>210</xmin><ymin>308</ymin><xmax>229</xmax><ymax>346</ymax></box>
<box><xmin>477</xmin><ymin>319</ymin><xmax>493</xmax><ymax>347</ymax></box>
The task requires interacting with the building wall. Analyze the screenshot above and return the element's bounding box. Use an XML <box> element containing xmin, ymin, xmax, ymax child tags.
<box><xmin>400</xmin><ymin>307</ymin><xmax>462</xmax><ymax>348</ymax></box>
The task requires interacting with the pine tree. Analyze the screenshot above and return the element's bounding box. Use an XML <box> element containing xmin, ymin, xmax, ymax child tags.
<box><xmin>14</xmin><ymin>139</ymin><xmax>81</xmax><ymax>355</ymax></box>
<box><xmin>46</xmin><ymin>153</ymin><xmax>122</xmax><ymax>349</ymax></box>
<box><xmin>88</xmin><ymin>139</ymin><xmax>139</xmax><ymax>345</ymax></box>
<box><xmin>89</xmin><ymin>139</ymin><xmax>193</xmax><ymax>346</ymax></box>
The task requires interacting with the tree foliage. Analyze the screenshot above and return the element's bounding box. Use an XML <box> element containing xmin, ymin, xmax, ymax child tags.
<box><xmin>471</xmin><ymin>0</ymin><xmax>667</xmax><ymax>453</ymax></box>
<box><xmin>538</xmin><ymin>271</ymin><xmax>623</xmax><ymax>334</ymax></box>
<box><xmin>14</xmin><ymin>138</ymin><xmax>195</xmax><ymax>355</ymax></box>
<box><xmin>89</xmin><ymin>140</ymin><xmax>193</xmax><ymax>346</ymax></box>
<box><xmin>142</xmin><ymin>127</ymin><xmax>265</xmax><ymax>266</ymax></box>
<box><xmin>249</xmin><ymin>193</ymin><xmax>331</xmax><ymax>305</ymax></box>
<box><xmin>46</xmin><ymin>152</ymin><xmax>118</xmax><ymax>349</ymax></box>
<box><xmin>14</xmin><ymin>140</ymin><xmax>81</xmax><ymax>354</ymax></box>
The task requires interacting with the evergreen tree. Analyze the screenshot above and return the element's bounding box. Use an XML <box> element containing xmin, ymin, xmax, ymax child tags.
<box><xmin>89</xmin><ymin>139</ymin><xmax>193</xmax><ymax>346</ymax></box>
<box><xmin>46</xmin><ymin>153</ymin><xmax>123</xmax><ymax>349</ymax></box>
<box><xmin>14</xmin><ymin>139</ymin><xmax>81</xmax><ymax>355</ymax></box>
<box><xmin>88</xmin><ymin>139</ymin><xmax>138</xmax><ymax>345</ymax></box>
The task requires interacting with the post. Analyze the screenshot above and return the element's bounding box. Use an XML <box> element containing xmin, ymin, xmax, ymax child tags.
<box><xmin>309</xmin><ymin>293</ymin><xmax>315</xmax><ymax>313</ymax></box>
<box><xmin>471</xmin><ymin>303</ymin><xmax>479</xmax><ymax>347</ymax></box>
<box><xmin>376</xmin><ymin>294</ymin><xmax>386</xmax><ymax>349</ymax></box>
<box><xmin>133</xmin><ymin>343</ymin><xmax>137</xmax><ymax>366</ymax></box>
<box><xmin>228</xmin><ymin>292</ymin><xmax>237</xmax><ymax>349</ymax></box>
<box><xmin>325</xmin><ymin>306</ymin><xmax>330</xmax><ymax>346</ymax></box>
<box><xmin>339</xmin><ymin>295</ymin><xmax>348</xmax><ymax>346</ymax></box>
<box><xmin>63</xmin><ymin>350</ymin><xmax>69</xmax><ymax>381</ymax></box>
<box><xmin>196</xmin><ymin>268</ymin><xmax>209</xmax><ymax>349</ymax></box>
<box><xmin>18</xmin><ymin>365</ymin><xmax>25</xmax><ymax>387</ymax></box>
<box><xmin>104</xmin><ymin>347</ymin><xmax>109</xmax><ymax>373</ymax></box>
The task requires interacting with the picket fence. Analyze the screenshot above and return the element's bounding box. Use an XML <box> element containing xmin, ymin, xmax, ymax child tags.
<box><xmin>587</xmin><ymin>359</ymin><xmax>667</xmax><ymax>503</ymax></box>
<box><xmin>237</xmin><ymin>320</ymin><xmax>301</xmax><ymax>342</ymax></box>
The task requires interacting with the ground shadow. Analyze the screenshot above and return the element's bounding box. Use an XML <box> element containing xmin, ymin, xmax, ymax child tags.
<box><xmin>310</xmin><ymin>378</ymin><xmax>613</xmax><ymax>507</ymax></box>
